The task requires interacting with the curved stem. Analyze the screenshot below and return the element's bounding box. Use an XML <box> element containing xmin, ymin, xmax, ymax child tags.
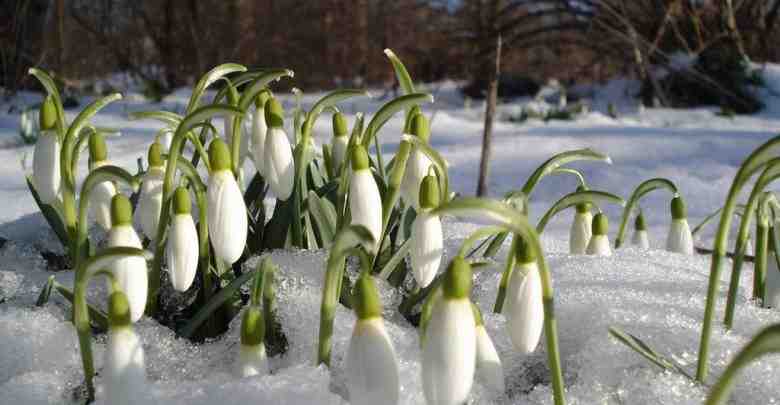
<box><xmin>614</xmin><ymin>178</ymin><xmax>678</xmax><ymax>248</ymax></box>
<box><xmin>493</xmin><ymin>236</ymin><xmax>518</xmax><ymax>313</ymax></box>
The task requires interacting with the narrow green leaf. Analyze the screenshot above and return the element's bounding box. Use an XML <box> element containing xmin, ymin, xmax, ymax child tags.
<box><xmin>302</xmin><ymin>89</ymin><xmax>369</xmax><ymax>140</ymax></box>
<box><xmin>362</xmin><ymin>93</ymin><xmax>434</xmax><ymax>149</ymax></box>
<box><xmin>537</xmin><ymin>190</ymin><xmax>625</xmax><ymax>232</ymax></box>
<box><xmin>237</xmin><ymin>69</ymin><xmax>294</xmax><ymax>112</ymax></box>
<box><xmin>308</xmin><ymin>191</ymin><xmax>336</xmax><ymax>247</ymax></box>
<box><xmin>186</xmin><ymin>63</ymin><xmax>247</xmax><ymax>113</ymax></box>
<box><xmin>615</xmin><ymin>178</ymin><xmax>678</xmax><ymax>248</ymax></box>
<box><xmin>521</xmin><ymin>149</ymin><xmax>612</xmax><ymax>197</ymax></box>
<box><xmin>26</xmin><ymin>176</ymin><xmax>69</xmax><ymax>250</ymax></box>
<box><xmin>52</xmin><ymin>281</ymin><xmax>109</xmax><ymax>332</ymax></box>
<box><xmin>128</xmin><ymin>110</ymin><xmax>182</xmax><ymax>126</ymax></box>
<box><xmin>384</xmin><ymin>49</ymin><xmax>415</xmax><ymax>95</ymax></box>
<box><xmin>36</xmin><ymin>275</ymin><xmax>56</xmax><ymax>307</ymax></box>
<box><xmin>378</xmin><ymin>239</ymin><xmax>411</xmax><ymax>279</ymax></box>
<box><xmin>609</xmin><ymin>327</ymin><xmax>694</xmax><ymax>380</ymax></box>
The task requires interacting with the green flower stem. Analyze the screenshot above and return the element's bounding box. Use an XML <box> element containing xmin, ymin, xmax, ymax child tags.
<box><xmin>70</xmin><ymin>126</ymin><xmax>98</xmax><ymax>179</ymax></box>
<box><xmin>370</xmin><ymin>140</ymin><xmax>412</xmax><ymax>270</ymax></box>
<box><xmin>754</xmin><ymin>220</ymin><xmax>769</xmax><ymax>301</ymax></box>
<box><xmin>614</xmin><ymin>178</ymin><xmax>678</xmax><ymax>248</ymax></box>
<box><xmin>148</xmin><ymin>105</ymin><xmax>242</xmax><ymax>315</ymax></box>
<box><xmin>521</xmin><ymin>148</ymin><xmax>611</xmax><ymax>198</ymax></box>
<box><xmin>432</xmin><ymin>197</ymin><xmax>566</xmax><ymax>405</ymax></box>
<box><xmin>493</xmin><ymin>236</ymin><xmax>518</xmax><ymax>313</ymax></box>
<box><xmin>317</xmin><ymin>225</ymin><xmax>373</xmax><ymax>366</ymax></box>
<box><xmin>723</xmin><ymin>161</ymin><xmax>780</xmax><ymax>329</ymax></box>
<box><xmin>697</xmin><ymin>135</ymin><xmax>780</xmax><ymax>382</ymax></box>
<box><xmin>537</xmin><ymin>189</ymin><xmax>625</xmax><ymax>233</ymax></box>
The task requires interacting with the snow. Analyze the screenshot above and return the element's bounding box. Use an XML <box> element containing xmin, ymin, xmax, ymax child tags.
<box><xmin>2</xmin><ymin>71</ymin><xmax>780</xmax><ymax>403</ymax></box>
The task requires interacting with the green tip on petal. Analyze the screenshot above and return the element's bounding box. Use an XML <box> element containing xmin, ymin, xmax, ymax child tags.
<box><xmin>350</xmin><ymin>145</ymin><xmax>369</xmax><ymax>171</ymax></box>
<box><xmin>89</xmin><ymin>132</ymin><xmax>107</xmax><ymax>163</ymax></box>
<box><xmin>240</xmin><ymin>306</ymin><xmax>265</xmax><ymax>346</ymax></box>
<box><xmin>108</xmin><ymin>291</ymin><xmax>132</xmax><ymax>328</ymax></box>
<box><xmin>442</xmin><ymin>256</ymin><xmax>472</xmax><ymax>300</ymax></box>
<box><xmin>39</xmin><ymin>95</ymin><xmax>57</xmax><ymax>130</ymax></box>
<box><xmin>419</xmin><ymin>174</ymin><xmax>440</xmax><ymax>209</ymax></box>
<box><xmin>111</xmin><ymin>194</ymin><xmax>133</xmax><ymax>227</ymax></box>
<box><xmin>514</xmin><ymin>238</ymin><xmax>537</xmax><ymax>264</ymax></box>
<box><xmin>264</xmin><ymin>98</ymin><xmax>284</xmax><ymax>128</ymax></box>
<box><xmin>254</xmin><ymin>91</ymin><xmax>270</xmax><ymax>109</ymax></box>
<box><xmin>148</xmin><ymin>141</ymin><xmax>164</xmax><ymax>167</ymax></box>
<box><xmin>332</xmin><ymin>112</ymin><xmax>348</xmax><ymax>137</ymax></box>
<box><xmin>410</xmin><ymin>113</ymin><xmax>430</xmax><ymax>142</ymax></box>
<box><xmin>592</xmin><ymin>212</ymin><xmax>609</xmax><ymax>236</ymax></box>
<box><xmin>208</xmin><ymin>138</ymin><xmax>232</xmax><ymax>172</ymax></box>
<box><xmin>352</xmin><ymin>273</ymin><xmax>382</xmax><ymax>320</ymax></box>
<box><xmin>471</xmin><ymin>302</ymin><xmax>484</xmax><ymax>326</ymax></box>
<box><xmin>173</xmin><ymin>187</ymin><xmax>191</xmax><ymax>215</ymax></box>
<box><xmin>671</xmin><ymin>196</ymin><xmax>687</xmax><ymax>220</ymax></box>
<box><xmin>575</xmin><ymin>185</ymin><xmax>591</xmax><ymax>213</ymax></box>
<box><xmin>635</xmin><ymin>212</ymin><xmax>647</xmax><ymax>231</ymax></box>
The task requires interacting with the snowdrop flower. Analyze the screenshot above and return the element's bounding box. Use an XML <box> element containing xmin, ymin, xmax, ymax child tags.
<box><xmin>631</xmin><ymin>211</ymin><xmax>650</xmax><ymax>249</ymax></box>
<box><xmin>103</xmin><ymin>291</ymin><xmax>146</xmax><ymax>405</ymax></box>
<box><xmin>135</xmin><ymin>142</ymin><xmax>165</xmax><ymax>239</ymax></box>
<box><xmin>764</xmin><ymin>229</ymin><xmax>780</xmax><ymax>308</ymax></box>
<box><xmin>107</xmin><ymin>195</ymin><xmax>148</xmax><ymax>323</ymax></box>
<box><xmin>666</xmin><ymin>196</ymin><xmax>694</xmax><ymax>255</ymax></box>
<box><xmin>331</xmin><ymin>112</ymin><xmax>349</xmax><ymax>173</ymax></box>
<box><xmin>349</xmin><ymin>145</ymin><xmax>382</xmax><ymax>253</ymax></box>
<box><xmin>586</xmin><ymin>213</ymin><xmax>612</xmax><ymax>256</ymax></box>
<box><xmin>410</xmin><ymin>174</ymin><xmax>443</xmax><ymax>288</ymax></box>
<box><xmin>207</xmin><ymin>138</ymin><xmax>248</xmax><ymax>265</ymax></box>
<box><xmin>238</xmin><ymin>305</ymin><xmax>268</xmax><ymax>378</ymax></box>
<box><xmin>263</xmin><ymin>98</ymin><xmax>295</xmax><ymax>200</ymax></box>
<box><xmin>472</xmin><ymin>304</ymin><xmax>504</xmax><ymax>393</ymax></box>
<box><xmin>32</xmin><ymin>96</ymin><xmax>61</xmax><ymax>204</ymax></box>
<box><xmin>346</xmin><ymin>273</ymin><xmax>399</xmax><ymax>405</ymax></box>
<box><xmin>88</xmin><ymin>133</ymin><xmax>116</xmax><ymax>231</ymax></box>
<box><xmin>422</xmin><ymin>257</ymin><xmax>476</xmax><ymax>405</ymax></box>
<box><xmin>505</xmin><ymin>242</ymin><xmax>544</xmax><ymax>354</ymax></box>
<box><xmin>400</xmin><ymin>113</ymin><xmax>433</xmax><ymax>210</ymax></box>
<box><xmin>166</xmin><ymin>187</ymin><xmax>198</xmax><ymax>292</ymax></box>
<box><xmin>250</xmin><ymin>92</ymin><xmax>270</xmax><ymax>175</ymax></box>
<box><xmin>569</xmin><ymin>193</ymin><xmax>592</xmax><ymax>254</ymax></box>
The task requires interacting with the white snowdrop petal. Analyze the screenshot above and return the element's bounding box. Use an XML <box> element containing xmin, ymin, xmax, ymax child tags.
<box><xmin>107</xmin><ymin>226</ymin><xmax>148</xmax><ymax>322</ymax></box>
<box><xmin>104</xmin><ymin>327</ymin><xmax>146</xmax><ymax>405</ymax></box>
<box><xmin>586</xmin><ymin>234</ymin><xmax>612</xmax><ymax>256</ymax></box>
<box><xmin>346</xmin><ymin>318</ymin><xmax>399</xmax><ymax>405</ymax></box>
<box><xmin>422</xmin><ymin>298</ymin><xmax>476</xmax><ymax>405</ymax></box>
<box><xmin>569</xmin><ymin>212</ymin><xmax>592</xmax><ymax>254</ymax></box>
<box><xmin>400</xmin><ymin>148</ymin><xmax>431</xmax><ymax>210</ymax></box>
<box><xmin>331</xmin><ymin>136</ymin><xmax>348</xmax><ymax>173</ymax></box>
<box><xmin>632</xmin><ymin>229</ymin><xmax>650</xmax><ymax>249</ymax></box>
<box><xmin>136</xmin><ymin>168</ymin><xmax>164</xmax><ymax>239</ymax></box>
<box><xmin>207</xmin><ymin>170</ymin><xmax>248</xmax><ymax>264</ymax></box>
<box><xmin>505</xmin><ymin>262</ymin><xmax>544</xmax><ymax>354</ymax></box>
<box><xmin>166</xmin><ymin>214</ymin><xmax>199</xmax><ymax>292</ymax></box>
<box><xmin>349</xmin><ymin>170</ymin><xmax>383</xmax><ymax>252</ymax></box>
<box><xmin>264</xmin><ymin>127</ymin><xmax>295</xmax><ymax>200</ymax></box>
<box><xmin>90</xmin><ymin>180</ymin><xmax>116</xmax><ymax>231</ymax></box>
<box><xmin>666</xmin><ymin>219</ymin><xmax>694</xmax><ymax>255</ymax></box>
<box><xmin>251</xmin><ymin>107</ymin><xmax>267</xmax><ymax>175</ymax></box>
<box><xmin>237</xmin><ymin>343</ymin><xmax>269</xmax><ymax>378</ymax></box>
<box><xmin>33</xmin><ymin>132</ymin><xmax>61</xmax><ymax>204</ymax></box>
<box><xmin>475</xmin><ymin>325</ymin><xmax>505</xmax><ymax>393</ymax></box>
<box><xmin>410</xmin><ymin>212</ymin><xmax>443</xmax><ymax>288</ymax></box>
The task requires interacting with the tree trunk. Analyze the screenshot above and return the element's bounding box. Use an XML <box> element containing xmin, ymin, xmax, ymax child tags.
<box><xmin>476</xmin><ymin>34</ymin><xmax>501</xmax><ymax>197</ymax></box>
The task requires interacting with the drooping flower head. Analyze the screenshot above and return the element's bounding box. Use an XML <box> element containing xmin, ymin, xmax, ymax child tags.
<box><xmin>586</xmin><ymin>212</ymin><xmax>612</xmax><ymax>256</ymax></box>
<box><xmin>263</xmin><ymin>97</ymin><xmax>295</xmax><ymax>200</ymax></box>
<box><xmin>472</xmin><ymin>303</ymin><xmax>504</xmax><ymax>393</ymax></box>
<box><xmin>401</xmin><ymin>113</ymin><xmax>433</xmax><ymax>210</ymax></box>
<box><xmin>569</xmin><ymin>185</ymin><xmax>592</xmax><ymax>254</ymax></box>
<box><xmin>422</xmin><ymin>257</ymin><xmax>476</xmax><ymax>405</ymax></box>
<box><xmin>331</xmin><ymin>112</ymin><xmax>349</xmax><ymax>173</ymax></box>
<box><xmin>166</xmin><ymin>186</ymin><xmax>199</xmax><ymax>292</ymax></box>
<box><xmin>348</xmin><ymin>145</ymin><xmax>383</xmax><ymax>253</ymax></box>
<box><xmin>32</xmin><ymin>95</ymin><xmax>61</xmax><ymax>204</ymax></box>
<box><xmin>136</xmin><ymin>141</ymin><xmax>165</xmax><ymax>239</ymax></box>
<box><xmin>632</xmin><ymin>211</ymin><xmax>650</xmax><ymax>249</ymax></box>
<box><xmin>666</xmin><ymin>196</ymin><xmax>694</xmax><ymax>255</ymax></box>
<box><xmin>410</xmin><ymin>174</ymin><xmax>443</xmax><ymax>288</ymax></box>
<box><xmin>207</xmin><ymin>138</ymin><xmax>248</xmax><ymax>265</ymax></box>
<box><xmin>88</xmin><ymin>132</ymin><xmax>117</xmax><ymax>231</ymax></box>
<box><xmin>506</xmin><ymin>240</ymin><xmax>544</xmax><ymax>354</ymax></box>
<box><xmin>346</xmin><ymin>273</ymin><xmax>399</xmax><ymax>405</ymax></box>
<box><xmin>104</xmin><ymin>291</ymin><xmax>146</xmax><ymax>405</ymax></box>
<box><xmin>250</xmin><ymin>91</ymin><xmax>271</xmax><ymax>175</ymax></box>
<box><xmin>108</xmin><ymin>194</ymin><xmax>148</xmax><ymax>323</ymax></box>
<box><xmin>238</xmin><ymin>305</ymin><xmax>268</xmax><ymax>378</ymax></box>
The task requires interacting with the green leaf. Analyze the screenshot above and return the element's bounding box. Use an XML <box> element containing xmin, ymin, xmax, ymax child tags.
<box><xmin>384</xmin><ymin>49</ymin><xmax>415</xmax><ymax>95</ymax></box>
<box><xmin>378</xmin><ymin>239</ymin><xmax>411</xmax><ymax>279</ymax></box>
<box><xmin>614</xmin><ymin>178</ymin><xmax>678</xmax><ymax>248</ymax></box>
<box><xmin>186</xmin><ymin>63</ymin><xmax>247</xmax><ymax>113</ymax></box>
<box><xmin>608</xmin><ymin>327</ymin><xmax>694</xmax><ymax>380</ymax></box>
<box><xmin>362</xmin><ymin>93</ymin><xmax>434</xmax><ymax>149</ymax></box>
<box><xmin>237</xmin><ymin>69</ymin><xmax>294</xmax><ymax>112</ymax></box>
<box><xmin>36</xmin><ymin>275</ymin><xmax>56</xmax><ymax>307</ymax></box>
<box><xmin>521</xmin><ymin>149</ymin><xmax>612</xmax><ymax>197</ymax></box>
<box><xmin>52</xmin><ymin>281</ymin><xmax>109</xmax><ymax>332</ymax></box>
<box><xmin>127</xmin><ymin>110</ymin><xmax>182</xmax><ymax>126</ymax></box>
<box><xmin>179</xmin><ymin>265</ymin><xmax>258</xmax><ymax>338</ymax></box>
<box><xmin>537</xmin><ymin>190</ymin><xmax>625</xmax><ymax>233</ymax></box>
<box><xmin>308</xmin><ymin>191</ymin><xmax>337</xmax><ymax>247</ymax></box>
<box><xmin>302</xmin><ymin>89</ymin><xmax>369</xmax><ymax>140</ymax></box>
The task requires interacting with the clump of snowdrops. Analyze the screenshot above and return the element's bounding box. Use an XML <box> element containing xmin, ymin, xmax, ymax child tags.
<box><xmin>26</xmin><ymin>49</ymin><xmax>768</xmax><ymax>405</ymax></box>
